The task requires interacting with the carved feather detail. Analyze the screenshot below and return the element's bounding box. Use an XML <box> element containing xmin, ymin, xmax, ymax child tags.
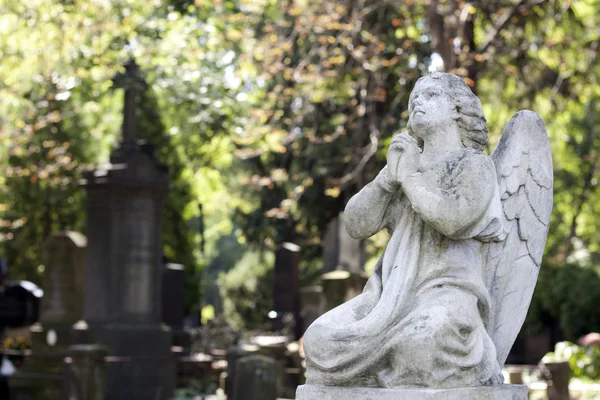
<box><xmin>485</xmin><ymin>110</ymin><xmax>553</xmax><ymax>367</ymax></box>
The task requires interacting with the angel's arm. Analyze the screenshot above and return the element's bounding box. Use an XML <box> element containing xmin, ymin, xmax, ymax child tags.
<box><xmin>401</xmin><ymin>152</ymin><xmax>496</xmax><ymax>240</ymax></box>
<box><xmin>344</xmin><ymin>165</ymin><xmax>399</xmax><ymax>239</ymax></box>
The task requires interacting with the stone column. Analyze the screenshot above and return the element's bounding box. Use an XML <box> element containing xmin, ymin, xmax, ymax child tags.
<box><xmin>75</xmin><ymin>60</ymin><xmax>174</xmax><ymax>400</ymax></box>
<box><xmin>161</xmin><ymin>263</ymin><xmax>190</xmax><ymax>352</ymax></box>
<box><xmin>272</xmin><ymin>243</ymin><xmax>302</xmax><ymax>339</ymax></box>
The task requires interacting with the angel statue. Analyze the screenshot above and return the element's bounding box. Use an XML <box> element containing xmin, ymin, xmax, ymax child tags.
<box><xmin>302</xmin><ymin>72</ymin><xmax>553</xmax><ymax>389</ymax></box>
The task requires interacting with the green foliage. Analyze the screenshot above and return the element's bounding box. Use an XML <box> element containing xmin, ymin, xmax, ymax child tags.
<box><xmin>218</xmin><ymin>250</ymin><xmax>274</xmax><ymax>332</ymax></box>
<box><xmin>544</xmin><ymin>341</ymin><xmax>600</xmax><ymax>381</ymax></box>
<box><xmin>527</xmin><ymin>264</ymin><xmax>600</xmax><ymax>340</ymax></box>
<box><xmin>233</xmin><ymin>0</ymin><xmax>431</xmax><ymax>253</ymax></box>
<box><xmin>0</xmin><ymin>1</ymin><xmax>248</xmax><ymax>307</ymax></box>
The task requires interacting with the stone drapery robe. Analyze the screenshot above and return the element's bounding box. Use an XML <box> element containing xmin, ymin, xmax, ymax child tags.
<box><xmin>303</xmin><ymin>148</ymin><xmax>505</xmax><ymax>388</ymax></box>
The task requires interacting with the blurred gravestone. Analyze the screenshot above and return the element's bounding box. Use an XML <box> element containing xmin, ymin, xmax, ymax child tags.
<box><xmin>322</xmin><ymin>213</ymin><xmax>365</xmax><ymax>274</ymax></box>
<box><xmin>272</xmin><ymin>243</ymin><xmax>301</xmax><ymax>339</ymax></box>
<box><xmin>161</xmin><ymin>262</ymin><xmax>190</xmax><ymax>352</ymax></box>
<box><xmin>76</xmin><ymin>59</ymin><xmax>174</xmax><ymax>400</ymax></box>
<box><xmin>320</xmin><ymin>213</ymin><xmax>367</xmax><ymax>314</ymax></box>
<box><xmin>8</xmin><ymin>232</ymin><xmax>86</xmax><ymax>400</ymax></box>
<box><xmin>232</xmin><ymin>354</ymin><xmax>277</xmax><ymax>400</ymax></box>
<box><xmin>542</xmin><ymin>361</ymin><xmax>571</xmax><ymax>400</ymax></box>
<box><xmin>35</xmin><ymin>231</ymin><xmax>86</xmax><ymax>347</ymax></box>
<box><xmin>321</xmin><ymin>270</ymin><xmax>367</xmax><ymax>312</ymax></box>
<box><xmin>300</xmin><ymin>286</ymin><xmax>324</xmax><ymax>334</ymax></box>
<box><xmin>63</xmin><ymin>344</ymin><xmax>110</xmax><ymax>400</ymax></box>
<box><xmin>226</xmin><ymin>344</ymin><xmax>251</xmax><ymax>397</ymax></box>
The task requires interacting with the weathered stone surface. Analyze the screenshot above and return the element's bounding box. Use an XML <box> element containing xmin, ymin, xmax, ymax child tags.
<box><xmin>302</xmin><ymin>72</ymin><xmax>553</xmax><ymax>390</ymax></box>
<box><xmin>296</xmin><ymin>384</ymin><xmax>528</xmax><ymax>400</ymax></box>
<box><xmin>232</xmin><ymin>354</ymin><xmax>277</xmax><ymax>400</ymax></box>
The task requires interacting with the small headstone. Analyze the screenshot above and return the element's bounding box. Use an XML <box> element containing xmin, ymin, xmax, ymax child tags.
<box><xmin>8</xmin><ymin>232</ymin><xmax>84</xmax><ymax>400</ymax></box>
<box><xmin>161</xmin><ymin>263</ymin><xmax>190</xmax><ymax>351</ymax></box>
<box><xmin>300</xmin><ymin>286</ymin><xmax>325</xmax><ymax>333</ymax></box>
<box><xmin>232</xmin><ymin>354</ymin><xmax>277</xmax><ymax>400</ymax></box>
<box><xmin>161</xmin><ymin>263</ymin><xmax>185</xmax><ymax>329</ymax></box>
<box><xmin>322</xmin><ymin>213</ymin><xmax>364</xmax><ymax>274</ymax></box>
<box><xmin>41</xmin><ymin>232</ymin><xmax>86</xmax><ymax>326</ymax></box>
<box><xmin>541</xmin><ymin>361</ymin><xmax>571</xmax><ymax>400</ymax></box>
<box><xmin>321</xmin><ymin>270</ymin><xmax>367</xmax><ymax>312</ymax></box>
<box><xmin>272</xmin><ymin>243</ymin><xmax>301</xmax><ymax>338</ymax></box>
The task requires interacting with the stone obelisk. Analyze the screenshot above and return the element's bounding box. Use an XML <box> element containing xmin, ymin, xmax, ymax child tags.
<box><xmin>78</xmin><ymin>59</ymin><xmax>174</xmax><ymax>400</ymax></box>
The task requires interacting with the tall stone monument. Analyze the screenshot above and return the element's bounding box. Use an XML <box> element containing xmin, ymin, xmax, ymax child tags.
<box><xmin>78</xmin><ymin>59</ymin><xmax>174</xmax><ymax>400</ymax></box>
<box><xmin>297</xmin><ymin>72</ymin><xmax>553</xmax><ymax>399</ymax></box>
<box><xmin>272</xmin><ymin>242</ymin><xmax>302</xmax><ymax>339</ymax></box>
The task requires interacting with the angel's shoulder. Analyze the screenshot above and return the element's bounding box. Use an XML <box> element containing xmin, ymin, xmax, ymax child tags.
<box><xmin>449</xmin><ymin>148</ymin><xmax>495</xmax><ymax>178</ymax></box>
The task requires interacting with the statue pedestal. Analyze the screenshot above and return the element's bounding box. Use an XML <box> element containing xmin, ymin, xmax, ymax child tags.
<box><xmin>296</xmin><ymin>384</ymin><xmax>527</xmax><ymax>400</ymax></box>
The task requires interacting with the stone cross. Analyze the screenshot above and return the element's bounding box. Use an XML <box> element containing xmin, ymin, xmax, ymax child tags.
<box><xmin>112</xmin><ymin>59</ymin><xmax>147</xmax><ymax>152</ymax></box>
<box><xmin>80</xmin><ymin>59</ymin><xmax>173</xmax><ymax>400</ymax></box>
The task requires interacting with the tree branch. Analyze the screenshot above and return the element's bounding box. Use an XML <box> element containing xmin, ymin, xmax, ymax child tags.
<box><xmin>478</xmin><ymin>0</ymin><xmax>548</xmax><ymax>55</ymax></box>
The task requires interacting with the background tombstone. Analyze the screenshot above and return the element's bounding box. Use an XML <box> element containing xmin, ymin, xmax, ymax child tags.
<box><xmin>272</xmin><ymin>243</ymin><xmax>302</xmax><ymax>339</ymax></box>
<box><xmin>321</xmin><ymin>270</ymin><xmax>367</xmax><ymax>312</ymax></box>
<box><xmin>4</xmin><ymin>234</ymin><xmax>80</xmax><ymax>400</ymax></box>
<box><xmin>322</xmin><ymin>213</ymin><xmax>365</xmax><ymax>274</ymax></box>
<box><xmin>161</xmin><ymin>262</ymin><xmax>190</xmax><ymax>352</ymax></box>
<box><xmin>299</xmin><ymin>286</ymin><xmax>324</xmax><ymax>335</ymax></box>
<box><xmin>75</xmin><ymin>59</ymin><xmax>174</xmax><ymax>400</ymax></box>
<box><xmin>63</xmin><ymin>344</ymin><xmax>110</xmax><ymax>400</ymax></box>
<box><xmin>319</xmin><ymin>213</ymin><xmax>368</xmax><ymax>313</ymax></box>
<box><xmin>33</xmin><ymin>232</ymin><xmax>86</xmax><ymax>349</ymax></box>
<box><xmin>232</xmin><ymin>354</ymin><xmax>277</xmax><ymax>400</ymax></box>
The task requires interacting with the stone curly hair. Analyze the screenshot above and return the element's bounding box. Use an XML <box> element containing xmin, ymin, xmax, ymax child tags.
<box><xmin>407</xmin><ymin>71</ymin><xmax>488</xmax><ymax>151</ymax></box>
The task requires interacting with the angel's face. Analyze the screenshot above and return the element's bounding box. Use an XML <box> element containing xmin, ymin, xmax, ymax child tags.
<box><xmin>408</xmin><ymin>78</ymin><xmax>458</xmax><ymax>139</ymax></box>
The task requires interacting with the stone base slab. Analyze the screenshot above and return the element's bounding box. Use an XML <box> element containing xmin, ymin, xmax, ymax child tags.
<box><xmin>296</xmin><ymin>384</ymin><xmax>527</xmax><ymax>400</ymax></box>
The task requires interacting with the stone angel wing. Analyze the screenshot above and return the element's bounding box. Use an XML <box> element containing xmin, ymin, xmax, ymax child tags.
<box><xmin>485</xmin><ymin>110</ymin><xmax>553</xmax><ymax>367</ymax></box>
